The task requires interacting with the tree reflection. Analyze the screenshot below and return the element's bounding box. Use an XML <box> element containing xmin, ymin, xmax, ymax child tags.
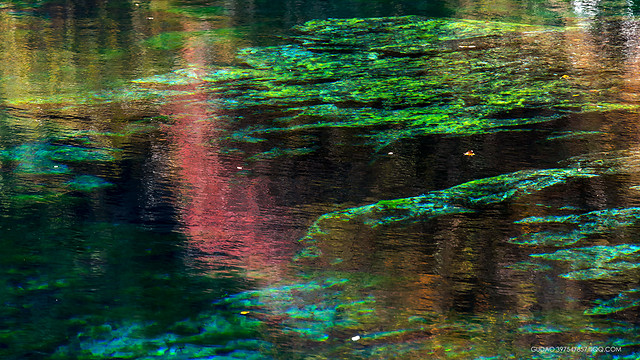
<box><xmin>162</xmin><ymin>9</ymin><xmax>297</xmax><ymax>281</ymax></box>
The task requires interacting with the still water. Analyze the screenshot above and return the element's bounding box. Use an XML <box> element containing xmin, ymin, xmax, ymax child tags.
<box><xmin>1</xmin><ymin>0</ymin><xmax>640</xmax><ymax>359</ymax></box>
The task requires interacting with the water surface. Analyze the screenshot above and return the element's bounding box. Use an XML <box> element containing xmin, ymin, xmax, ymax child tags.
<box><xmin>1</xmin><ymin>0</ymin><xmax>640</xmax><ymax>359</ymax></box>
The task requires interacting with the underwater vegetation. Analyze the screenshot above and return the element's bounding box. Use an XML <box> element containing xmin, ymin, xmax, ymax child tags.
<box><xmin>156</xmin><ymin>17</ymin><xmax>633</xmax><ymax>157</ymax></box>
<box><xmin>296</xmin><ymin>167</ymin><xmax>597</xmax><ymax>261</ymax></box>
<box><xmin>26</xmin><ymin>15</ymin><xmax>626</xmax><ymax>161</ymax></box>
<box><xmin>509</xmin><ymin>208</ymin><xmax>640</xmax><ymax>247</ymax></box>
<box><xmin>66</xmin><ymin>175</ymin><xmax>114</xmax><ymax>192</ymax></box>
<box><xmin>52</xmin><ymin>314</ymin><xmax>271</xmax><ymax>360</ymax></box>
<box><xmin>62</xmin><ymin>272</ymin><xmax>640</xmax><ymax>359</ymax></box>
<box><xmin>0</xmin><ymin>141</ymin><xmax>117</xmax><ymax>197</ymax></box>
<box><xmin>5</xmin><ymin>11</ymin><xmax>640</xmax><ymax>358</ymax></box>
<box><xmin>0</xmin><ymin>141</ymin><xmax>115</xmax><ymax>168</ymax></box>
<box><xmin>7</xmin><ymin>16</ymin><xmax>637</xmax><ymax>162</ymax></box>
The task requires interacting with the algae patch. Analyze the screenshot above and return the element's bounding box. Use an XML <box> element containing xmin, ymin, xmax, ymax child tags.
<box><xmin>124</xmin><ymin>16</ymin><xmax>638</xmax><ymax>159</ymax></box>
<box><xmin>510</xmin><ymin>208</ymin><xmax>640</xmax><ymax>247</ymax></box>
<box><xmin>296</xmin><ymin>167</ymin><xmax>596</xmax><ymax>261</ymax></box>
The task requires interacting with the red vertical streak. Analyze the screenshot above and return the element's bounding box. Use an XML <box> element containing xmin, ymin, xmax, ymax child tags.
<box><xmin>160</xmin><ymin>22</ymin><xmax>292</xmax><ymax>278</ymax></box>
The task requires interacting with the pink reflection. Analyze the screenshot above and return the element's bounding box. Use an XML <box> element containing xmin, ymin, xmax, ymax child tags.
<box><xmin>162</xmin><ymin>26</ymin><xmax>296</xmax><ymax>280</ymax></box>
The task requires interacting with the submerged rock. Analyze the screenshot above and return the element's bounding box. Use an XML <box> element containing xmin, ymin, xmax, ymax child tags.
<box><xmin>297</xmin><ymin>167</ymin><xmax>596</xmax><ymax>259</ymax></box>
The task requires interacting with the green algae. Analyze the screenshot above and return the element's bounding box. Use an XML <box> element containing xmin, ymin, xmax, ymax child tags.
<box><xmin>6</xmin><ymin>13</ymin><xmax>640</xmax><ymax>360</ymax></box>
<box><xmin>584</xmin><ymin>289</ymin><xmax>640</xmax><ymax>316</ymax></box>
<box><xmin>510</xmin><ymin>208</ymin><xmax>640</xmax><ymax>247</ymax></box>
<box><xmin>297</xmin><ymin>168</ymin><xmax>596</xmax><ymax>254</ymax></box>
<box><xmin>118</xmin><ymin>16</ymin><xmax>640</xmax><ymax>160</ymax></box>
<box><xmin>52</xmin><ymin>316</ymin><xmax>272</xmax><ymax>360</ymax></box>
<box><xmin>10</xmin><ymin>16</ymin><xmax>638</xmax><ymax>161</ymax></box>
<box><xmin>531</xmin><ymin>244</ymin><xmax>640</xmax><ymax>264</ymax></box>
<box><xmin>292</xmin><ymin>16</ymin><xmax>554</xmax><ymax>55</ymax></box>
<box><xmin>66</xmin><ymin>175</ymin><xmax>114</xmax><ymax>192</ymax></box>
<box><xmin>517</xmin><ymin>324</ymin><xmax>568</xmax><ymax>334</ymax></box>
<box><xmin>220</xmin><ymin>276</ymin><xmax>382</xmax><ymax>343</ymax></box>
<box><xmin>0</xmin><ymin>142</ymin><xmax>117</xmax><ymax>176</ymax></box>
<box><xmin>50</xmin><ymin>280</ymin><xmax>640</xmax><ymax>359</ymax></box>
<box><xmin>530</xmin><ymin>244</ymin><xmax>640</xmax><ymax>281</ymax></box>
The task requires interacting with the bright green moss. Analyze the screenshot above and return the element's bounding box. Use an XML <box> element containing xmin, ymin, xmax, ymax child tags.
<box><xmin>11</xmin><ymin>16</ymin><xmax>637</xmax><ymax>160</ymax></box>
<box><xmin>199</xmin><ymin>17</ymin><xmax>634</xmax><ymax>155</ymax></box>
<box><xmin>292</xmin><ymin>16</ymin><xmax>553</xmax><ymax>55</ymax></box>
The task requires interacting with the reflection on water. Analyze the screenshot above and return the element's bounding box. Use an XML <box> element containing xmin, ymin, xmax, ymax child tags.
<box><xmin>1</xmin><ymin>0</ymin><xmax>640</xmax><ymax>359</ymax></box>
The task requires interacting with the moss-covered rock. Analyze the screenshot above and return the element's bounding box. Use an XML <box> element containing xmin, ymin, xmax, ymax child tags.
<box><xmin>297</xmin><ymin>167</ymin><xmax>596</xmax><ymax>258</ymax></box>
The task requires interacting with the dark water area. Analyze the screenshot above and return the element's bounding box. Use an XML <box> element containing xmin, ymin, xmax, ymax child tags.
<box><xmin>2</xmin><ymin>0</ymin><xmax>640</xmax><ymax>359</ymax></box>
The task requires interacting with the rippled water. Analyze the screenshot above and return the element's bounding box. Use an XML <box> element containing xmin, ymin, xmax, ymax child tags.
<box><xmin>1</xmin><ymin>0</ymin><xmax>640</xmax><ymax>359</ymax></box>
